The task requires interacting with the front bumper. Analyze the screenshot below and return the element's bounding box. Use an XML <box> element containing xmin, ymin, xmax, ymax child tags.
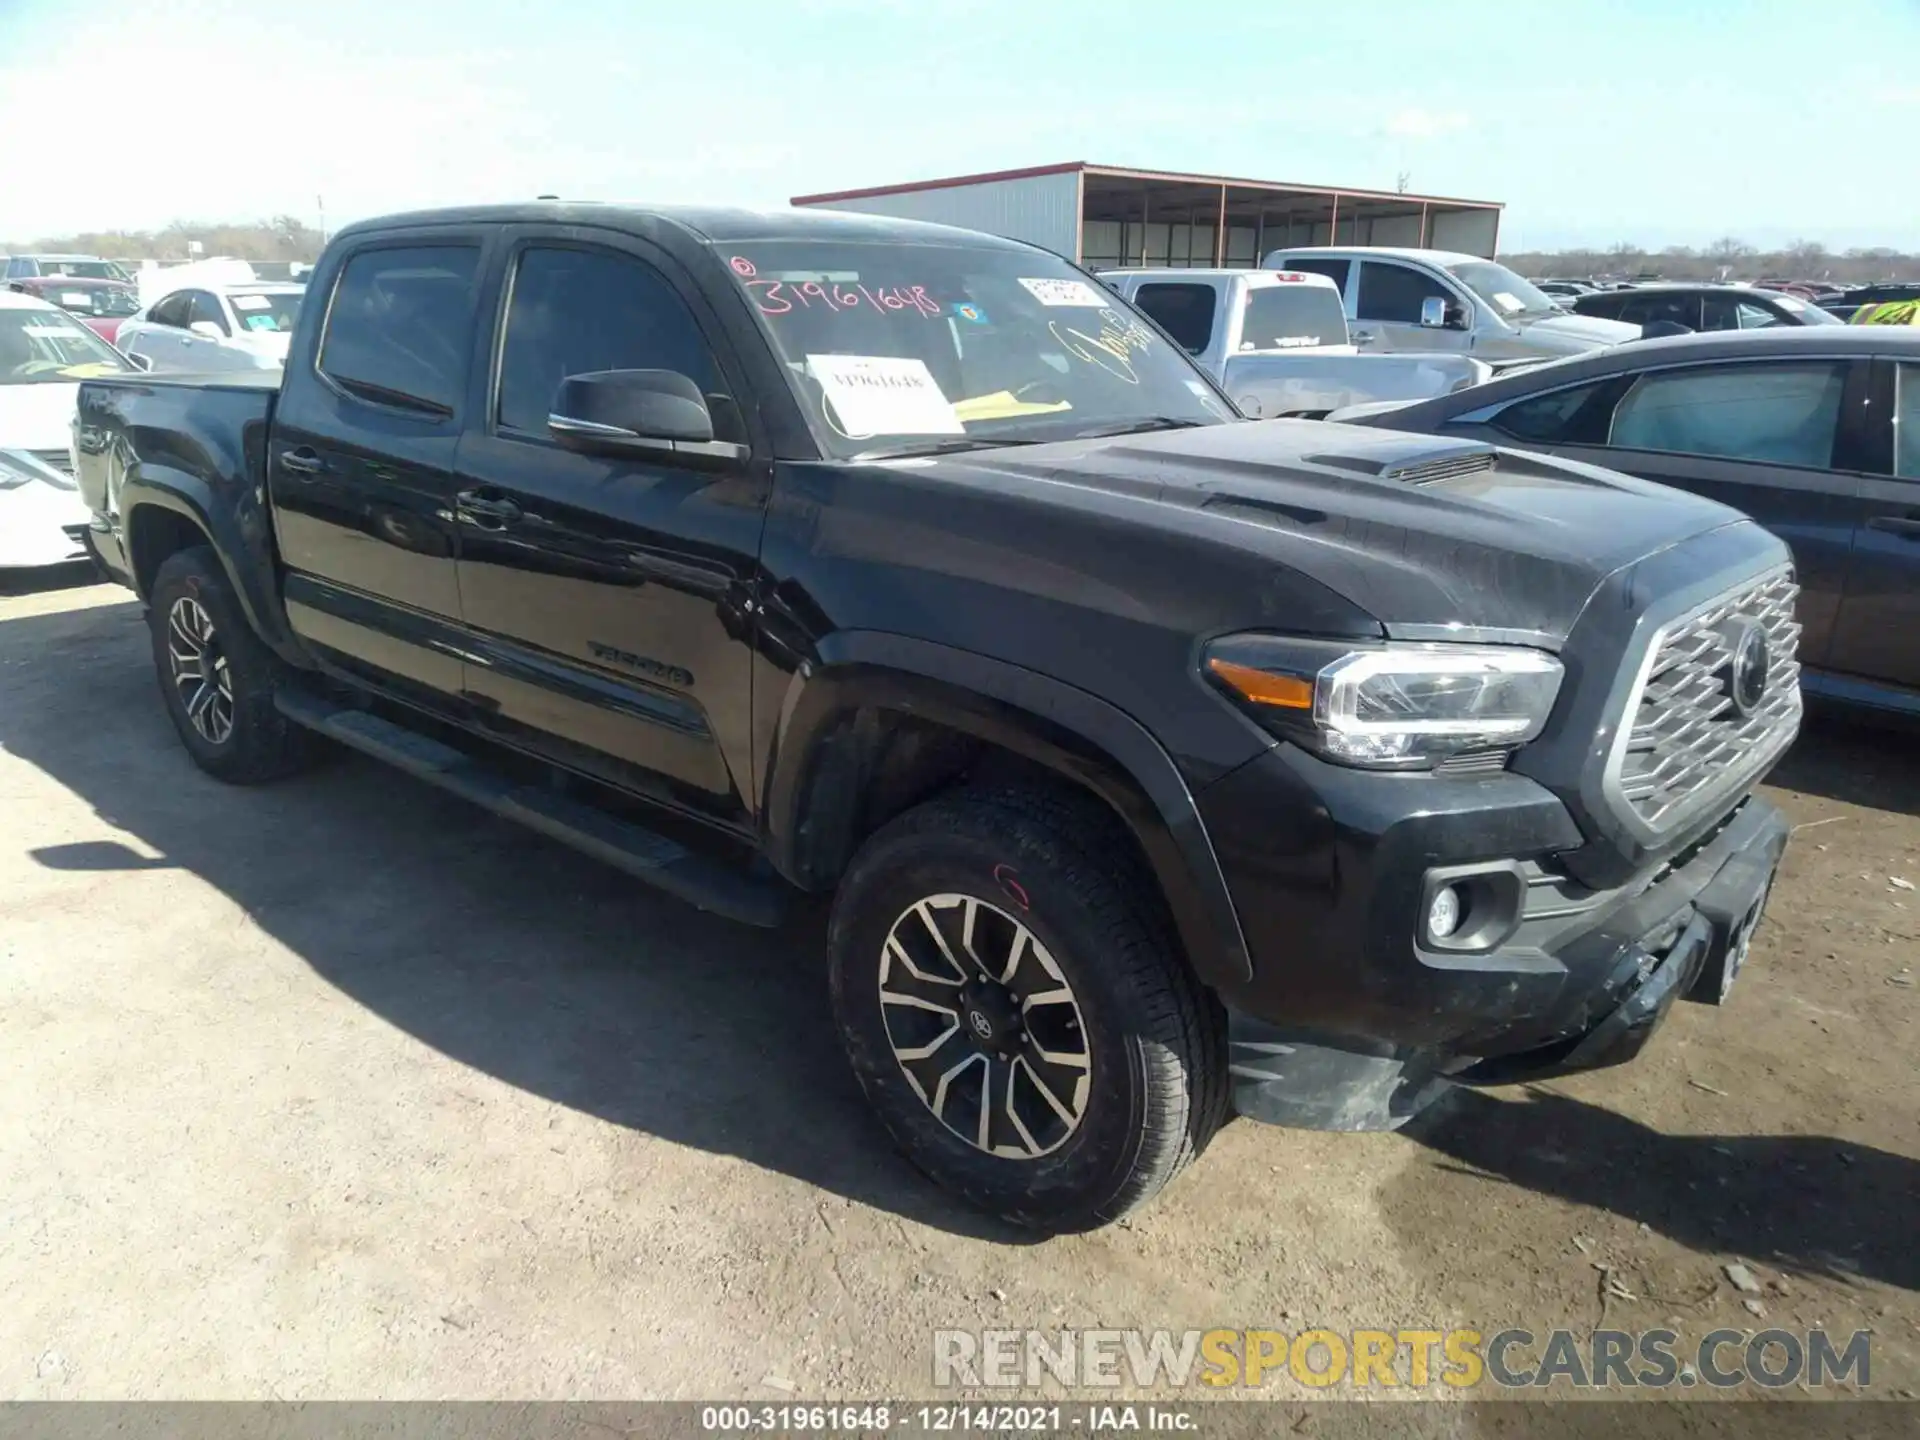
<box><xmin>1197</xmin><ymin>743</ymin><xmax>1789</xmax><ymax>1128</ymax></box>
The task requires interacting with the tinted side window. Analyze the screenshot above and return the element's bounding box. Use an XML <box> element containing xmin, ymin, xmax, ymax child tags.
<box><xmin>1131</xmin><ymin>282</ymin><xmax>1217</xmax><ymax>355</ymax></box>
<box><xmin>188</xmin><ymin>291</ymin><xmax>229</xmax><ymax>335</ymax></box>
<box><xmin>319</xmin><ymin>244</ymin><xmax>479</xmax><ymax>415</ymax></box>
<box><xmin>149</xmin><ymin>291</ymin><xmax>192</xmax><ymax>328</ymax></box>
<box><xmin>1356</xmin><ymin>262</ymin><xmax>1449</xmax><ymax>324</ymax></box>
<box><xmin>1897</xmin><ymin>364</ymin><xmax>1919</xmax><ymax>480</ymax></box>
<box><xmin>1492</xmin><ymin>381</ymin><xmax>1613</xmax><ymax>444</ymax></box>
<box><xmin>1609</xmin><ymin>362</ymin><xmax>1847</xmax><ymax>468</ymax></box>
<box><xmin>497</xmin><ymin>246</ymin><xmax>725</xmax><ymax>438</ymax></box>
<box><xmin>1276</xmin><ymin>257</ymin><xmax>1351</xmax><ymax>294</ymax></box>
<box><xmin>1573</xmin><ymin>293</ymin><xmax>1626</xmax><ymax>320</ymax></box>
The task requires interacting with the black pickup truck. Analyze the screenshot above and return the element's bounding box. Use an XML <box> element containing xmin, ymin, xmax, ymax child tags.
<box><xmin>74</xmin><ymin>203</ymin><xmax>1800</xmax><ymax>1231</ymax></box>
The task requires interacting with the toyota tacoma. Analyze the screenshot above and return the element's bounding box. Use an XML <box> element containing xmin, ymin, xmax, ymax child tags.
<box><xmin>73</xmin><ymin>203</ymin><xmax>1799</xmax><ymax>1231</ymax></box>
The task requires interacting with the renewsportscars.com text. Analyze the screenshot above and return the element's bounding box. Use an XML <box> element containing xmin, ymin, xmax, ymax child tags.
<box><xmin>933</xmin><ymin>1327</ymin><xmax>1872</xmax><ymax>1391</ymax></box>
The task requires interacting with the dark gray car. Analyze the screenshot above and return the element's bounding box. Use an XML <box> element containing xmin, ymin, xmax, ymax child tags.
<box><xmin>1572</xmin><ymin>284</ymin><xmax>1846</xmax><ymax>332</ymax></box>
<box><xmin>1338</xmin><ymin>328</ymin><xmax>1920</xmax><ymax>715</ymax></box>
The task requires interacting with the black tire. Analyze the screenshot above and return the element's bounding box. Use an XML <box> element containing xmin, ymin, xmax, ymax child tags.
<box><xmin>148</xmin><ymin>545</ymin><xmax>320</xmax><ymax>784</ymax></box>
<box><xmin>828</xmin><ymin>786</ymin><xmax>1228</xmax><ymax>1232</ymax></box>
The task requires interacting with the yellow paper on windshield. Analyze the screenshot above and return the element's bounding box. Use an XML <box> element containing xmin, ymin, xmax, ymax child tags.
<box><xmin>952</xmin><ymin>391</ymin><xmax>1074</xmax><ymax>423</ymax></box>
<box><xmin>57</xmin><ymin>363</ymin><xmax>125</xmax><ymax>379</ymax></box>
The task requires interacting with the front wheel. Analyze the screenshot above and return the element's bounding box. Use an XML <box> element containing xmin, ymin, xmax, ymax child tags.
<box><xmin>148</xmin><ymin>545</ymin><xmax>321</xmax><ymax>784</ymax></box>
<box><xmin>828</xmin><ymin>788</ymin><xmax>1227</xmax><ymax>1232</ymax></box>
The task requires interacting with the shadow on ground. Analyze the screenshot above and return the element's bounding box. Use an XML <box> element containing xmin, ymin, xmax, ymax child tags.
<box><xmin>1771</xmin><ymin>708</ymin><xmax>1920</xmax><ymax>817</ymax></box>
<box><xmin>1397</xmin><ymin>1085</ymin><xmax>1919</xmax><ymax>1293</ymax></box>
<box><xmin>0</xmin><ymin>595</ymin><xmax>1031</xmax><ymax>1243</ymax></box>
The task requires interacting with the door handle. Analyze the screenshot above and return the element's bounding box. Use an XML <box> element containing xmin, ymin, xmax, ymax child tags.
<box><xmin>455</xmin><ymin>489</ymin><xmax>523</xmax><ymax>527</ymax></box>
<box><xmin>1351</xmin><ymin>329</ymin><xmax>1378</xmax><ymax>345</ymax></box>
<box><xmin>1867</xmin><ymin>515</ymin><xmax>1920</xmax><ymax>540</ymax></box>
<box><xmin>280</xmin><ymin>448</ymin><xmax>325</xmax><ymax>477</ymax></box>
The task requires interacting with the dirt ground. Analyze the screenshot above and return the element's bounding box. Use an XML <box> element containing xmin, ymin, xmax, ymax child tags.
<box><xmin>2</xmin><ymin>568</ymin><xmax>1915</xmax><ymax>1408</ymax></box>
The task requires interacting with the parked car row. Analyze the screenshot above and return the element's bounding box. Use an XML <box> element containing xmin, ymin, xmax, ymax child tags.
<box><xmin>1332</xmin><ymin>327</ymin><xmax>1920</xmax><ymax>715</ymax></box>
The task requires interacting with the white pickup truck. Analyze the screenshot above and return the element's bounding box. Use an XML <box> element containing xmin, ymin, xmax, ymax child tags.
<box><xmin>1097</xmin><ymin>268</ymin><xmax>1490</xmax><ymax>418</ymax></box>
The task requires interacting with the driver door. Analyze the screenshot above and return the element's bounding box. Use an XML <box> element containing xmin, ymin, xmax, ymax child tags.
<box><xmin>450</xmin><ymin>228</ymin><xmax>769</xmax><ymax>824</ymax></box>
<box><xmin>1352</xmin><ymin>260</ymin><xmax>1471</xmax><ymax>354</ymax></box>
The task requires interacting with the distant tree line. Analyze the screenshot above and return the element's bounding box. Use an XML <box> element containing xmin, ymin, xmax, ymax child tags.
<box><xmin>1502</xmin><ymin>238</ymin><xmax>1920</xmax><ymax>286</ymax></box>
<box><xmin>1</xmin><ymin>217</ymin><xmax>325</xmax><ymax>263</ymax></box>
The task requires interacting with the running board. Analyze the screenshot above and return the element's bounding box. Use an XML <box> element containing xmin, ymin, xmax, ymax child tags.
<box><xmin>274</xmin><ymin>689</ymin><xmax>787</xmax><ymax>928</ymax></box>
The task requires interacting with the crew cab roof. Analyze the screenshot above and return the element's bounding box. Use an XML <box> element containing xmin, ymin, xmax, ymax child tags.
<box><xmin>328</xmin><ymin>202</ymin><xmax>1042</xmax><ymax>252</ymax></box>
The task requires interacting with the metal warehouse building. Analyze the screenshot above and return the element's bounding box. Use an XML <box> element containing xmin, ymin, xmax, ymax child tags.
<box><xmin>791</xmin><ymin>161</ymin><xmax>1504</xmax><ymax>266</ymax></box>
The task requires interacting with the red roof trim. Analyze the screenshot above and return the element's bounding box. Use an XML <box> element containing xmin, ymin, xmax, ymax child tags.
<box><xmin>791</xmin><ymin>162</ymin><xmax>1501</xmax><ymax>212</ymax></box>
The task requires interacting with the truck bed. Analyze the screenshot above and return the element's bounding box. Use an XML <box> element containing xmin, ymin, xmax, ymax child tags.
<box><xmin>74</xmin><ymin>369</ymin><xmax>283</xmax><ymax>596</ymax></box>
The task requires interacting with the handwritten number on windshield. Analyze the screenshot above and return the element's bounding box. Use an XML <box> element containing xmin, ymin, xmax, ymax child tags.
<box><xmin>730</xmin><ymin>258</ymin><xmax>940</xmax><ymax>319</ymax></box>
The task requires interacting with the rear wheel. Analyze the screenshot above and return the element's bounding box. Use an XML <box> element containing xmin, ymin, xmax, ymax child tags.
<box><xmin>828</xmin><ymin>787</ymin><xmax>1227</xmax><ymax>1232</ymax></box>
<box><xmin>148</xmin><ymin>546</ymin><xmax>321</xmax><ymax>784</ymax></box>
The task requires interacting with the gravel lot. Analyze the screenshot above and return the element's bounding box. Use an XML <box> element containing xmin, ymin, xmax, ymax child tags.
<box><xmin>2</xmin><ymin>569</ymin><xmax>1915</xmax><ymax>1405</ymax></box>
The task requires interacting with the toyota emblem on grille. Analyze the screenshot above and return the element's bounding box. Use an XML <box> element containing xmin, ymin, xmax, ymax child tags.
<box><xmin>1722</xmin><ymin>619</ymin><xmax>1771</xmax><ymax>717</ymax></box>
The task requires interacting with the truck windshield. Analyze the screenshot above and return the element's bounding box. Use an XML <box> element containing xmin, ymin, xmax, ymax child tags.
<box><xmin>1241</xmin><ymin>282</ymin><xmax>1348</xmax><ymax>350</ymax></box>
<box><xmin>0</xmin><ymin>307</ymin><xmax>133</xmax><ymax>382</ymax></box>
<box><xmin>1444</xmin><ymin>261</ymin><xmax>1562</xmax><ymax>321</ymax></box>
<box><xmin>46</xmin><ymin>284</ymin><xmax>140</xmax><ymax>318</ymax></box>
<box><xmin>717</xmin><ymin>241</ymin><xmax>1234</xmax><ymax>457</ymax></box>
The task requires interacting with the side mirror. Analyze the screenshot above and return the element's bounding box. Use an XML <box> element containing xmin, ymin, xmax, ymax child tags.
<box><xmin>1419</xmin><ymin>296</ymin><xmax>1448</xmax><ymax>329</ymax></box>
<box><xmin>125</xmin><ymin>350</ymin><xmax>154</xmax><ymax>372</ymax></box>
<box><xmin>548</xmin><ymin>369</ymin><xmax>748</xmax><ymax>463</ymax></box>
<box><xmin>189</xmin><ymin>321</ymin><xmax>224</xmax><ymax>339</ymax></box>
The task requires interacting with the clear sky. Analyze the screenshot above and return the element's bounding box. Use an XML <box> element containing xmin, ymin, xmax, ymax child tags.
<box><xmin>2</xmin><ymin>0</ymin><xmax>1915</xmax><ymax>252</ymax></box>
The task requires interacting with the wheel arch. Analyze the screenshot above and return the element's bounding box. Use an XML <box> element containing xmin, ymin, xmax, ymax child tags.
<box><xmin>122</xmin><ymin>476</ymin><xmax>306</xmax><ymax>666</ymax></box>
<box><xmin>762</xmin><ymin>631</ymin><xmax>1254</xmax><ymax>991</ymax></box>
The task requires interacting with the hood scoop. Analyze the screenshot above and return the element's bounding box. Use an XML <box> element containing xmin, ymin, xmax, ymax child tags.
<box><xmin>1303</xmin><ymin>445</ymin><xmax>1499</xmax><ymax>487</ymax></box>
<box><xmin>1382</xmin><ymin>449</ymin><xmax>1497</xmax><ymax>486</ymax></box>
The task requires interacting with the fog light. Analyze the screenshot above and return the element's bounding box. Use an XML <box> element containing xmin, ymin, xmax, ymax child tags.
<box><xmin>1427</xmin><ymin>885</ymin><xmax>1464</xmax><ymax>941</ymax></box>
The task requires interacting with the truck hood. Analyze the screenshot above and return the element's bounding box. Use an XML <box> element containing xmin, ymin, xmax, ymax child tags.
<box><xmin>1509</xmin><ymin>311</ymin><xmax>1640</xmax><ymax>350</ymax></box>
<box><xmin>931</xmin><ymin>420</ymin><xmax>1751</xmax><ymax>646</ymax></box>
<box><xmin>0</xmin><ymin>382</ymin><xmax>81</xmax><ymax>451</ymax></box>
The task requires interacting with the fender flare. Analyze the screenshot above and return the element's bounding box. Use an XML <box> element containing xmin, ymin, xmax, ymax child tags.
<box><xmin>762</xmin><ymin>630</ymin><xmax>1254</xmax><ymax>989</ymax></box>
<box><xmin>122</xmin><ymin>469</ymin><xmax>307</xmax><ymax>666</ymax></box>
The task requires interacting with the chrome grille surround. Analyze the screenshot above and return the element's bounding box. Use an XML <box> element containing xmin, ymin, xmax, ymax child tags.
<box><xmin>1606</xmin><ymin>566</ymin><xmax>1801</xmax><ymax>835</ymax></box>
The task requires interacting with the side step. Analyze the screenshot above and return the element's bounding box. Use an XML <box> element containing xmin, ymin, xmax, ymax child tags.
<box><xmin>275</xmin><ymin>689</ymin><xmax>788</xmax><ymax>928</ymax></box>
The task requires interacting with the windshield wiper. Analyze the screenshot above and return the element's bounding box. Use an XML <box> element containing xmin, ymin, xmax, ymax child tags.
<box><xmin>1067</xmin><ymin>416</ymin><xmax>1211</xmax><ymax>440</ymax></box>
<box><xmin>850</xmin><ymin>436</ymin><xmax>1049</xmax><ymax>461</ymax></box>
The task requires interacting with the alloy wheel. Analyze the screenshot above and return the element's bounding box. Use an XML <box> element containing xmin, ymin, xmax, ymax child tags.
<box><xmin>877</xmin><ymin>893</ymin><xmax>1092</xmax><ymax>1158</ymax></box>
<box><xmin>166</xmin><ymin>596</ymin><xmax>235</xmax><ymax>745</ymax></box>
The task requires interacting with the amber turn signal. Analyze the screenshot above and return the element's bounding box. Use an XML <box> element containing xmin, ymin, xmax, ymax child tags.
<box><xmin>1206</xmin><ymin>657</ymin><xmax>1314</xmax><ymax>710</ymax></box>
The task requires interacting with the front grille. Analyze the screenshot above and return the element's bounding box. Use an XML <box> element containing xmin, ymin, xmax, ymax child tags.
<box><xmin>1613</xmin><ymin>568</ymin><xmax>1801</xmax><ymax>830</ymax></box>
<box><xmin>28</xmin><ymin>447</ymin><xmax>73</xmax><ymax>477</ymax></box>
<box><xmin>1383</xmin><ymin>450</ymin><xmax>1496</xmax><ymax>486</ymax></box>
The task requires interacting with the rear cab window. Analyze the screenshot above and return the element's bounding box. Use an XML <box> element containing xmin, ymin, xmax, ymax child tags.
<box><xmin>1241</xmin><ymin>278</ymin><xmax>1346</xmax><ymax>350</ymax></box>
<box><xmin>318</xmin><ymin>244</ymin><xmax>481</xmax><ymax>417</ymax></box>
<box><xmin>1131</xmin><ymin>282</ymin><xmax>1217</xmax><ymax>355</ymax></box>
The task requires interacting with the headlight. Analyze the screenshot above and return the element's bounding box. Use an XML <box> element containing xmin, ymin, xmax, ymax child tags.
<box><xmin>1204</xmin><ymin>634</ymin><xmax>1563</xmax><ymax>770</ymax></box>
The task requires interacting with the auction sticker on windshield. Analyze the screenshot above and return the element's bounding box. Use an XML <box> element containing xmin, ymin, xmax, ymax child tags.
<box><xmin>806</xmin><ymin>354</ymin><xmax>964</xmax><ymax>437</ymax></box>
<box><xmin>1018</xmin><ymin>278</ymin><xmax>1109</xmax><ymax>307</ymax></box>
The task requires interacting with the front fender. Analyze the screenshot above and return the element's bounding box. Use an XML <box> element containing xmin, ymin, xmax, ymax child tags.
<box><xmin>762</xmin><ymin>630</ymin><xmax>1254</xmax><ymax>991</ymax></box>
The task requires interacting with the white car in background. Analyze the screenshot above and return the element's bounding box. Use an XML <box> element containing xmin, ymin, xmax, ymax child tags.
<box><xmin>116</xmin><ymin>283</ymin><xmax>304</xmax><ymax>373</ymax></box>
<box><xmin>0</xmin><ymin>291</ymin><xmax>140</xmax><ymax>568</ymax></box>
